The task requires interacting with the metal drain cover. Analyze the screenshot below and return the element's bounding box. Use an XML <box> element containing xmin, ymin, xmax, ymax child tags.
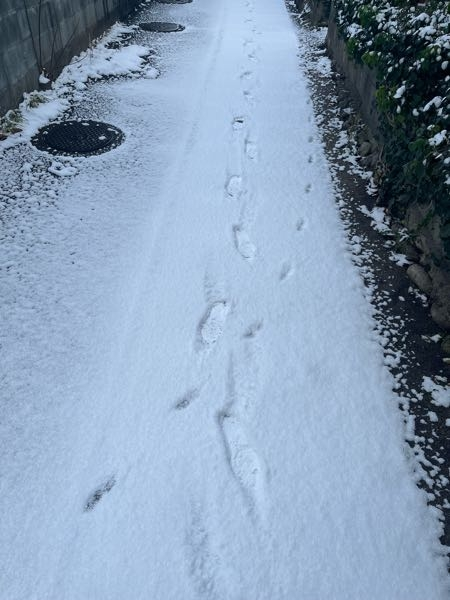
<box><xmin>32</xmin><ymin>120</ymin><xmax>124</xmax><ymax>156</ymax></box>
<box><xmin>139</xmin><ymin>22</ymin><xmax>185</xmax><ymax>32</ymax></box>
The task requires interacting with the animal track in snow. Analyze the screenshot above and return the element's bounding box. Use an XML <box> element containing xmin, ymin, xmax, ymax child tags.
<box><xmin>226</xmin><ymin>175</ymin><xmax>242</xmax><ymax>198</ymax></box>
<box><xmin>296</xmin><ymin>217</ymin><xmax>306</xmax><ymax>231</ymax></box>
<box><xmin>243</xmin><ymin>320</ymin><xmax>263</xmax><ymax>339</ymax></box>
<box><xmin>175</xmin><ymin>387</ymin><xmax>201</xmax><ymax>410</ymax></box>
<box><xmin>219</xmin><ymin>412</ymin><xmax>266</xmax><ymax>516</ymax></box>
<box><xmin>84</xmin><ymin>476</ymin><xmax>116</xmax><ymax>512</ymax></box>
<box><xmin>199</xmin><ymin>301</ymin><xmax>230</xmax><ymax>346</ymax></box>
<box><xmin>308</xmin><ymin>154</ymin><xmax>314</xmax><ymax>164</ymax></box>
<box><xmin>233</xmin><ymin>226</ymin><xmax>256</xmax><ymax>261</ymax></box>
<box><xmin>240</xmin><ymin>70</ymin><xmax>252</xmax><ymax>81</ymax></box>
<box><xmin>279</xmin><ymin>261</ymin><xmax>295</xmax><ymax>281</ymax></box>
<box><xmin>245</xmin><ymin>140</ymin><xmax>257</xmax><ymax>160</ymax></box>
<box><xmin>305</xmin><ymin>183</ymin><xmax>312</xmax><ymax>193</ymax></box>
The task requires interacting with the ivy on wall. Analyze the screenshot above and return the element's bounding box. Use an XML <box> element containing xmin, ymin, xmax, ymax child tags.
<box><xmin>333</xmin><ymin>0</ymin><xmax>450</xmax><ymax>254</ymax></box>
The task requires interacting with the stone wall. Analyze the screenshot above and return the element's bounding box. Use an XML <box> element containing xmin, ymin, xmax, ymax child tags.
<box><xmin>0</xmin><ymin>0</ymin><xmax>137</xmax><ymax>115</ymax></box>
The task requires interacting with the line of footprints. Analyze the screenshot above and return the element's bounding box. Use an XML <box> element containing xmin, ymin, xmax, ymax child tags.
<box><xmin>83</xmin><ymin>3</ymin><xmax>316</xmax><ymax>558</ymax></box>
<box><xmin>175</xmin><ymin>19</ymin><xmax>316</xmax><ymax>526</ymax></box>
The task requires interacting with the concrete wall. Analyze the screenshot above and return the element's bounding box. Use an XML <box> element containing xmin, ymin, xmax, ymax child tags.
<box><xmin>326</xmin><ymin>7</ymin><xmax>380</xmax><ymax>140</ymax></box>
<box><xmin>294</xmin><ymin>0</ymin><xmax>379</xmax><ymax>139</ymax></box>
<box><xmin>295</xmin><ymin>0</ymin><xmax>331</xmax><ymax>26</ymax></box>
<box><xmin>0</xmin><ymin>0</ymin><xmax>137</xmax><ymax>115</ymax></box>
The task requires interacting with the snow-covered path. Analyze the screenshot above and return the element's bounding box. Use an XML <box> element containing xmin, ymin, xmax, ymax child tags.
<box><xmin>0</xmin><ymin>0</ymin><xmax>448</xmax><ymax>597</ymax></box>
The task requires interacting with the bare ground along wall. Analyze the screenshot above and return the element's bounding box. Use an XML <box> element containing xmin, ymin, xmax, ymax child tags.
<box><xmin>0</xmin><ymin>0</ymin><xmax>138</xmax><ymax>115</ymax></box>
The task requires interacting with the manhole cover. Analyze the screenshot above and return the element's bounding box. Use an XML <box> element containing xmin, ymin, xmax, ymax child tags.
<box><xmin>31</xmin><ymin>120</ymin><xmax>124</xmax><ymax>156</ymax></box>
<box><xmin>139</xmin><ymin>22</ymin><xmax>185</xmax><ymax>32</ymax></box>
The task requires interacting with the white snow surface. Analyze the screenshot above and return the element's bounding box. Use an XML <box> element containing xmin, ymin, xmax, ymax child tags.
<box><xmin>423</xmin><ymin>377</ymin><xmax>450</xmax><ymax>408</ymax></box>
<box><xmin>0</xmin><ymin>0</ymin><xmax>448</xmax><ymax>598</ymax></box>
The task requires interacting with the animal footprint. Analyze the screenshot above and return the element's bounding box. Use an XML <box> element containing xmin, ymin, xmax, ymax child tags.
<box><xmin>199</xmin><ymin>301</ymin><xmax>230</xmax><ymax>346</ymax></box>
<box><xmin>279</xmin><ymin>261</ymin><xmax>294</xmax><ymax>281</ymax></box>
<box><xmin>84</xmin><ymin>476</ymin><xmax>116</xmax><ymax>512</ymax></box>
<box><xmin>296</xmin><ymin>217</ymin><xmax>306</xmax><ymax>231</ymax></box>
<box><xmin>219</xmin><ymin>412</ymin><xmax>266</xmax><ymax>516</ymax></box>
<box><xmin>305</xmin><ymin>183</ymin><xmax>312</xmax><ymax>193</ymax></box>
<box><xmin>233</xmin><ymin>226</ymin><xmax>256</xmax><ymax>260</ymax></box>
<box><xmin>226</xmin><ymin>175</ymin><xmax>242</xmax><ymax>198</ymax></box>
<box><xmin>243</xmin><ymin>320</ymin><xmax>263</xmax><ymax>339</ymax></box>
<box><xmin>175</xmin><ymin>387</ymin><xmax>201</xmax><ymax>410</ymax></box>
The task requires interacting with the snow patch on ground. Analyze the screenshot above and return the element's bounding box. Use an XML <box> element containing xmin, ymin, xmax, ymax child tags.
<box><xmin>360</xmin><ymin>204</ymin><xmax>391</xmax><ymax>233</ymax></box>
<box><xmin>423</xmin><ymin>377</ymin><xmax>450</xmax><ymax>408</ymax></box>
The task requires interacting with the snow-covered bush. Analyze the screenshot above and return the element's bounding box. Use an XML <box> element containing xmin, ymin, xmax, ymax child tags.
<box><xmin>334</xmin><ymin>0</ymin><xmax>450</xmax><ymax>253</ymax></box>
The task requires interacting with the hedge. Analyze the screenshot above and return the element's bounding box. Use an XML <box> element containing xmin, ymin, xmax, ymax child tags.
<box><xmin>333</xmin><ymin>0</ymin><xmax>450</xmax><ymax>253</ymax></box>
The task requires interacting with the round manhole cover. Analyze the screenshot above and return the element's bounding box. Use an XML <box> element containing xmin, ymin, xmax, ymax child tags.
<box><xmin>139</xmin><ymin>22</ymin><xmax>185</xmax><ymax>32</ymax></box>
<box><xmin>31</xmin><ymin>120</ymin><xmax>124</xmax><ymax>156</ymax></box>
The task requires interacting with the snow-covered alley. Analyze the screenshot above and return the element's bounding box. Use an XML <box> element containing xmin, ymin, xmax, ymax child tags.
<box><xmin>0</xmin><ymin>0</ymin><xmax>449</xmax><ymax>597</ymax></box>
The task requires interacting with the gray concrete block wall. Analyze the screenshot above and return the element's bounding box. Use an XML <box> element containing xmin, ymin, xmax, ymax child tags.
<box><xmin>326</xmin><ymin>14</ymin><xmax>380</xmax><ymax>140</ymax></box>
<box><xmin>0</xmin><ymin>0</ymin><xmax>137</xmax><ymax>115</ymax></box>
